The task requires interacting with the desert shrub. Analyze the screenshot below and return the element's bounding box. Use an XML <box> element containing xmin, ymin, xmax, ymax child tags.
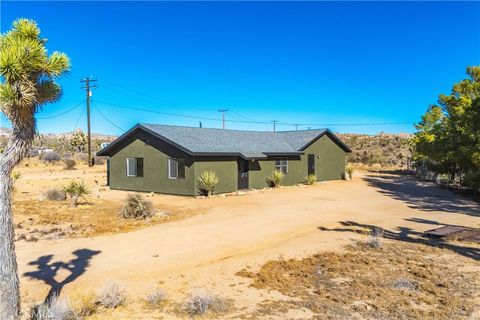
<box><xmin>346</xmin><ymin>165</ymin><xmax>354</xmax><ymax>180</ymax></box>
<box><xmin>44</xmin><ymin>188</ymin><xmax>67</xmax><ymax>201</ymax></box>
<box><xmin>197</xmin><ymin>170</ymin><xmax>219</xmax><ymax>197</ymax></box>
<box><xmin>97</xmin><ymin>280</ymin><xmax>126</xmax><ymax>308</ymax></box>
<box><xmin>94</xmin><ymin>156</ymin><xmax>106</xmax><ymax>165</ymax></box>
<box><xmin>184</xmin><ymin>292</ymin><xmax>227</xmax><ymax>316</ymax></box>
<box><xmin>121</xmin><ymin>194</ymin><xmax>154</xmax><ymax>219</ymax></box>
<box><xmin>393</xmin><ymin>278</ymin><xmax>417</xmax><ymax>291</ymax></box>
<box><xmin>70</xmin><ymin>288</ymin><xmax>97</xmax><ymax>318</ymax></box>
<box><xmin>63</xmin><ymin>158</ymin><xmax>76</xmax><ymax>170</ymax></box>
<box><xmin>41</xmin><ymin>151</ymin><xmax>61</xmax><ymax>163</ymax></box>
<box><xmin>30</xmin><ymin>294</ymin><xmax>76</xmax><ymax>320</ymax></box>
<box><xmin>63</xmin><ymin>180</ymin><xmax>89</xmax><ymax>207</ymax></box>
<box><xmin>144</xmin><ymin>288</ymin><xmax>166</xmax><ymax>306</ymax></box>
<box><xmin>266</xmin><ymin>170</ymin><xmax>284</xmax><ymax>188</ymax></box>
<box><xmin>366</xmin><ymin>227</ymin><xmax>384</xmax><ymax>248</ymax></box>
<box><xmin>305</xmin><ymin>174</ymin><xmax>317</xmax><ymax>185</ymax></box>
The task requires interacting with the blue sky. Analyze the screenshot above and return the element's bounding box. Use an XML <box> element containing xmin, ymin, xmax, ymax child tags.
<box><xmin>1</xmin><ymin>1</ymin><xmax>479</xmax><ymax>135</ymax></box>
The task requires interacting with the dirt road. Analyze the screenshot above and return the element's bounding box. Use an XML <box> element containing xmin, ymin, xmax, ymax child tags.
<box><xmin>16</xmin><ymin>172</ymin><xmax>479</xmax><ymax>317</ymax></box>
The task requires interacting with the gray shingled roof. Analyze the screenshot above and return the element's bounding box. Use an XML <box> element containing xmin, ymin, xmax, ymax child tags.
<box><xmin>279</xmin><ymin>130</ymin><xmax>328</xmax><ymax>150</ymax></box>
<box><xmin>98</xmin><ymin>124</ymin><xmax>350</xmax><ymax>159</ymax></box>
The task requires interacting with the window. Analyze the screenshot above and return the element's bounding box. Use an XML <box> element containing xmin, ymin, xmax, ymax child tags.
<box><xmin>126</xmin><ymin>158</ymin><xmax>137</xmax><ymax>177</ymax></box>
<box><xmin>275</xmin><ymin>158</ymin><xmax>288</xmax><ymax>174</ymax></box>
<box><xmin>168</xmin><ymin>158</ymin><xmax>178</xmax><ymax>179</ymax></box>
<box><xmin>126</xmin><ymin>157</ymin><xmax>143</xmax><ymax>177</ymax></box>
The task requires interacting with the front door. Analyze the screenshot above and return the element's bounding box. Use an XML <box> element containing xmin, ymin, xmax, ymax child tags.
<box><xmin>238</xmin><ymin>160</ymin><xmax>249</xmax><ymax>190</ymax></box>
<box><xmin>308</xmin><ymin>154</ymin><xmax>315</xmax><ymax>175</ymax></box>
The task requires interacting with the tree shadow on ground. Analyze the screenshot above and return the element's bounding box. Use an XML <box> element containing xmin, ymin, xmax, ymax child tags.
<box><xmin>318</xmin><ymin>220</ymin><xmax>479</xmax><ymax>261</ymax></box>
<box><xmin>23</xmin><ymin>248</ymin><xmax>101</xmax><ymax>303</ymax></box>
<box><xmin>363</xmin><ymin>174</ymin><xmax>480</xmax><ymax>217</ymax></box>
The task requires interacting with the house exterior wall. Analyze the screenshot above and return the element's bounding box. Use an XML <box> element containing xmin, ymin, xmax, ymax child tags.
<box><xmin>304</xmin><ymin>134</ymin><xmax>346</xmax><ymax>181</ymax></box>
<box><xmin>107</xmin><ymin>131</ymin><xmax>346</xmax><ymax>195</ymax></box>
<box><xmin>108</xmin><ymin>131</ymin><xmax>195</xmax><ymax>195</ymax></box>
<box><xmin>248</xmin><ymin>134</ymin><xmax>346</xmax><ymax>189</ymax></box>
<box><xmin>193</xmin><ymin>157</ymin><xmax>238</xmax><ymax>195</ymax></box>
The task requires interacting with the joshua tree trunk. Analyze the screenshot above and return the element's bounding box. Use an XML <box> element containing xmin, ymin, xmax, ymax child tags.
<box><xmin>0</xmin><ymin>123</ymin><xmax>35</xmax><ymax>320</ymax></box>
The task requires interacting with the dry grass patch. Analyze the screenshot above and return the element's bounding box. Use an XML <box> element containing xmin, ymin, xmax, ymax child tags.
<box><xmin>12</xmin><ymin>197</ymin><xmax>195</xmax><ymax>239</ymax></box>
<box><xmin>182</xmin><ymin>292</ymin><xmax>230</xmax><ymax>318</ymax></box>
<box><xmin>237</xmin><ymin>241</ymin><xmax>479</xmax><ymax>319</ymax></box>
<box><xmin>97</xmin><ymin>280</ymin><xmax>127</xmax><ymax>309</ymax></box>
<box><xmin>143</xmin><ymin>288</ymin><xmax>167</xmax><ymax>308</ymax></box>
<box><xmin>70</xmin><ymin>288</ymin><xmax>97</xmax><ymax>318</ymax></box>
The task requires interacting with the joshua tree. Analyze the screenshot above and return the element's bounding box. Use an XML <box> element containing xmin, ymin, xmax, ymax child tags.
<box><xmin>69</xmin><ymin>130</ymin><xmax>87</xmax><ymax>153</ymax></box>
<box><xmin>64</xmin><ymin>180</ymin><xmax>89</xmax><ymax>207</ymax></box>
<box><xmin>0</xmin><ymin>19</ymin><xmax>70</xmax><ymax>318</ymax></box>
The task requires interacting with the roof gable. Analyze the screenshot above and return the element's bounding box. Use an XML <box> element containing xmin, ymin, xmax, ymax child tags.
<box><xmin>97</xmin><ymin>124</ymin><xmax>351</xmax><ymax>158</ymax></box>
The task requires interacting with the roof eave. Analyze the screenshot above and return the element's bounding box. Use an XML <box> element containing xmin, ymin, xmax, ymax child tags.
<box><xmin>298</xmin><ymin>129</ymin><xmax>352</xmax><ymax>153</ymax></box>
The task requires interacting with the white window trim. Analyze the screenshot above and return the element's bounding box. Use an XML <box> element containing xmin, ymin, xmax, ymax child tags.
<box><xmin>275</xmin><ymin>158</ymin><xmax>288</xmax><ymax>174</ymax></box>
<box><xmin>126</xmin><ymin>158</ymin><xmax>137</xmax><ymax>177</ymax></box>
<box><xmin>168</xmin><ymin>158</ymin><xmax>178</xmax><ymax>179</ymax></box>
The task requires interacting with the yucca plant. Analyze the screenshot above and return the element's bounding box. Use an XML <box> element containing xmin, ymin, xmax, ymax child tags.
<box><xmin>346</xmin><ymin>165</ymin><xmax>354</xmax><ymax>180</ymax></box>
<box><xmin>197</xmin><ymin>170</ymin><xmax>219</xmax><ymax>197</ymax></box>
<box><xmin>0</xmin><ymin>18</ymin><xmax>70</xmax><ymax>317</ymax></box>
<box><xmin>121</xmin><ymin>193</ymin><xmax>154</xmax><ymax>219</ymax></box>
<box><xmin>305</xmin><ymin>174</ymin><xmax>317</xmax><ymax>185</ymax></box>
<box><xmin>63</xmin><ymin>180</ymin><xmax>90</xmax><ymax>207</ymax></box>
<box><xmin>267</xmin><ymin>170</ymin><xmax>284</xmax><ymax>188</ymax></box>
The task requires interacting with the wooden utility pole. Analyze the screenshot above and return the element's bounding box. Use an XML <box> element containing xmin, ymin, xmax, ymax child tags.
<box><xmin>218</xmin><ymin>109</ymin><xmax>229</xmax><ymax>129</ymax></box>
<box><xmin>80</xmin><ymin>77</ymin><xmax>97</xmax><ymax>167</ymax></box>
<box><xmin>271</xmin><ymin>120</ymin><xmax>279</xmax><ymax>132</ymax></box>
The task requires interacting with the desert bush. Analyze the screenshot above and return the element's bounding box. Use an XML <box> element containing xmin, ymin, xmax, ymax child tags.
<box><xmin>30</xmin><ymin>294</ymin><xmax>76</xmax><ymax>320</ymax></box>
<box><xmin>121</xmin><ymin>194</ymin><xmax>154</xmax><ymax>219</ymax></box>
<box><xmin>44</xmin><ymin>188</ymin><xmax>67</xmax><ymax>201</ymax></box>
<box><xmin>305</xmin><ymin>174</ymin><xmax>317</xmax><ymax>185</ymax></box>
<box><xmin>76</xmin><ymin>152</ymin><xmax>88</xmax><ymax>164</ymax></box>
<box><xmin>393</xmin><ymin>278</ymin><xmax>417</xmax><ymax>291</ymax></box>
<box><xmin>366</xmin><ymin>227</ymin><xmax>384</xmax><ymax>248</ymax></box>
<box><xmin>346</xmin><ymin>165</ymin><xmax>354</xmax><ymax>180</ymax></box>
<box><xmin>97</xmin><ymin>280</ymin><xmax>126</xmax><ymax>308</ymax></box>
<box><xmin>63</xmin><ymin>158</ymin><xmax>76</xmax><ymax>170</ymax></box>
<box><xmin>63</xmin><ymin>180</ymin><xmax>89</xmax><ymax>207</ymax></box>
<box><xmin>184</xmin><ymin>292</ymin><xmax>227</xmax><ymax>316</ymax></box>
<box><xmin>70</xmin><ymin>288</ymin><xmax>97</xmax><ymax>318</ymax></box>
<box><xmin>266</xmin><ymin>170</ymin><xmax>284</xmax><ymax>188</ymax></box>
<box><xmin>144</xmin><ymin>288</ymin><xmax>166</xmax><ymax>306</ymax></box>
<box><xmin>41</xmin><ymin>151</ymin><xmax>61</xmax><ymax>163</ymax></box>
<box><xmin>197</xmin><ymin>170</ymin><xmax>219</xmax><ymax>197</ymax></box>
<box><xmin>94</xmin><ymin>156</ymin><xmax>106</xmax><ymax>165</ymax></box>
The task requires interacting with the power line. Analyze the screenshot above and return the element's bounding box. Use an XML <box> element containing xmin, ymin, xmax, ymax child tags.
<box><xmin>80</xmin><ymin>77</ymin><xmax>97</xmax><ymax>167</ymax></box>
<box><xmin>100</xmin><ymin>78</ymin><xmax>218</xmax><ymax>111</ymax></box>
<box><xmin>94</xmin><ymin>101</ymin><xmax>415</xmax><ymax>128</ymax></box>
<box><xmin>271</xmin><ymin>120</ymin><xmax>279</xmax><ymax>132</ymax></box>
<box><xmin>230</xmin><ymin>110</ymin><xmax>255</xmax><ymax>122</ymax></box>
<box><xmin>95</xmin><ymin>101</ymin><xmax>269</xmax><ymax>124</ymax></box>
<box><xmin>92</xmin><ymin>103</ymin><xmax>125</xmax><ymax>132</ymax></box>
<box><xmin>218</xmin><ymin>109</ymin><xmax>229</xmax><ymax>129</ymax></box>
<box><xmin>73</xmin><ymin>107</ymin><xmax>85</xmax><ymax>131</ymax></box>
<box><xmin>36</xmin><ymin>101</ymin><xmax>84</xmax><ymax>119</ymax></box>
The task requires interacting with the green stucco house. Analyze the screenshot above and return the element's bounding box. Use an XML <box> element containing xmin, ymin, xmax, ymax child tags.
<box><xmin>97</xmin><ymin>124</ymin><xmax>351</xmax><ymax>196</ymax></box>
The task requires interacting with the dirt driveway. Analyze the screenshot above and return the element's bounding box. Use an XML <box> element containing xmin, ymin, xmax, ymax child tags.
<box><xmin>16</xmin><ymin>172</ymin><xmax>479</xmax><ymax>317</ymax></box>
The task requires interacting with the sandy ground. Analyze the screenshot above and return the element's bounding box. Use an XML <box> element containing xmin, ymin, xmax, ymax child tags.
<box><xmin>14</xmin><ymin>165</ymin><xmax>480</xmax><ymax>318</ymax></box>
